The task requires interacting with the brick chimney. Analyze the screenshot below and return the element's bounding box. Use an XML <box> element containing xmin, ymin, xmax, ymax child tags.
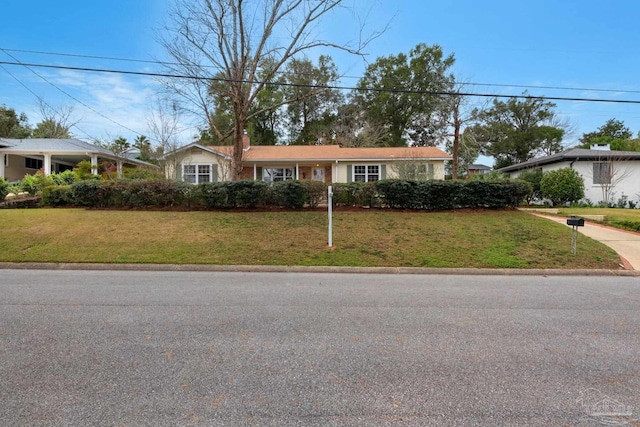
<box><xmin>242</xmin><ymin>130</ymin><xmax>250</xmax><ymax>151</ymax></box>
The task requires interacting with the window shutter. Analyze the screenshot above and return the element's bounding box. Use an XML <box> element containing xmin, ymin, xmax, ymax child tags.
<box><xmin>381</xmin><ymin>164</ymin><xmax>386</xmax><ymax>180</ymax></box>
<box><xmin>256</xmin><ymin>167</ymin><xmax>263</xmax><ymax>181</ymax></box>
<box><xmin>212</xmin><ymin>164</ymin><xmax>218</xmax><ymax>182</ymax></box>
<box><xmin>347</xmin><ymin>165</ymin><xmax>352</xmax><ymax>182</ymax></box>
<box><xmin>428</xmin><ymin>164</ymin><xmax>434</xmax><ymax>179</ymax></box>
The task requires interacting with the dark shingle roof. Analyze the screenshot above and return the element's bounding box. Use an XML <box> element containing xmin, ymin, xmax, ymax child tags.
<box><xmin>498</xmin><ymin>148</ymin><xmax>640</xmax><ymax>173</ymax></box>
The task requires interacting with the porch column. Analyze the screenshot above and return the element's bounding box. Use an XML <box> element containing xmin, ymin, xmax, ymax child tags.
<box><xmin>296</xmin><ymin>163</ymin><xmax>299</xmax><ymax>180</ymax></box>
<box><xmin>43</xmin><ymin>153</ymin><xmax>52</xmax><ymax>176</ymax></box>
<box><xmin>91</xmin><ymin>154</ymin><xmax>98</xmax><ymax>175</ymax></box>
<box><xmin>0</xmin><ymin>154</ymin><xmax>5</xmax><ymax>179</ymax></box>
<box><xmin>253</xmin><ymin>164</ymin><xmax>257</xmax><ymax>180</ymax></box>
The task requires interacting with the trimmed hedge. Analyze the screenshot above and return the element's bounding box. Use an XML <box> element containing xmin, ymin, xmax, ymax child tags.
<box><xmin>0</xmin><ymin>177</ymin><xmax>8</xmax><ymax>201</ymax></box>
<box><xmin>40</xmin><ymin>178</ymin><xmax>530</xmax><ymax>210</ymax></box>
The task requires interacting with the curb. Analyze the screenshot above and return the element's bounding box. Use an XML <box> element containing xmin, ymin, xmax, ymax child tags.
<box><xmin>0</xmin><ymin>262</ymin><xmax>638</xmax><ymax>277</ymax></box>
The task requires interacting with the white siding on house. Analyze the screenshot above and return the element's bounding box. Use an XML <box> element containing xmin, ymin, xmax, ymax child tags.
<box><xmin>334</xmin><ymin>161</ymin><xmax>445</xmax><ymax>183</ymax></box>
<box><xmin>172</xmin><ymin>148</ymin><xmax>231</xmax><ymax>182</ymax></box>
<box><xmin>507</xmin><ymin>160</ymin><xmax>640</xmax><ymax>205</ymax></box>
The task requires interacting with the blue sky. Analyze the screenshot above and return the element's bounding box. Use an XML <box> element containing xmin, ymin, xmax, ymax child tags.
<box><xmin>2</xmin><ymin>0</ymin><xmax>640</xmax><ymax>163</ymax></box>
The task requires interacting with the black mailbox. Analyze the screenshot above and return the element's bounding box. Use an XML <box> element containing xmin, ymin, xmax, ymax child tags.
<box><xmin>566</xmin><ymin>217</ymin><xmax>584</xmax><ymax>227</ymax></box>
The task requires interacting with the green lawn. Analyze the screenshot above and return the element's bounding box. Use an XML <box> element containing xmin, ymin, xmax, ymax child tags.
<box><xmin>0</xmin><ymin>208</ymin><xmax>621</xmax><ymax>269</ymax></box>
<box><xmin>558</xmin><ymin>208</ymin><xmax>640</xmax><ymax>232</ymax></box>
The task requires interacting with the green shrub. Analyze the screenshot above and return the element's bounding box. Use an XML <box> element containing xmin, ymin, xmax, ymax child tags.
<box><xmin>372</xmin><ymin>180</ymin><xmax>530</xmax><ymax>210</ymax></box>
<box><xmin>0</xmin><ymin>177</ymin><xmax>8</xmax><ymax>201</ymax></box>
<box><xmin>302</xmin><ymin>181</ymin><xmax>327</xmax><ymax>208</ymax></box>
<box><xmin>517</xmin><ymin>169</ymin><xmax>543</xmax><ymax>204</ymax></box>
<box><xmin>198</xmin><ymin>182</ymin><xmax>230</xmax><ymax>208</ymax></box>
<box><xmin>226</xmin><ymin>180</ymin><xmax>268</xmax><ymax>208</ymax></box>
<box><xmin>269</xmin><ymin>180</ymin><xmax>307</xmax><ymax>209</ymax></box>
<box><xmin>540</xmin><ymin>168</ymin><xmax>585</xmax><ymax>206</ymax></box>
<box><xmin>332</xmin><ymin>182</ymin><xmax>377</xmax><ymax>207</ymax></box>
<box><xmin>51</xmin><ymin>170</ymin><xmax>78</xmax><ymax>186</ymax></box>
<box><xmin>374</xmin><ymin>180</ymin><xmax>418</xmax><ymax>209</ymax></box>
<box><xmin>42</xmin><ymin>185</ymin><xmax>73</xmax><ymax>207</ymax></box>
<box><xmin>70</xmin><ymin>180</ymin><xmax>108</xmax><ymax>207</ymax></box>
<box><xmin>20</xmin><ymin>172</ymin><xmax>54</xmax><ymax>196</ymax></box>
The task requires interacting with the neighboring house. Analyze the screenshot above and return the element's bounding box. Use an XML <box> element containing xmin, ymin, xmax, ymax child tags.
<box><xmin>499</xmin><ymin>144</ymin><xmax>640</xmax><ymax>204</ymax></box>
<box><xmin>167</xmin><ymin>135</ymin><xmax>452</xmax><ymax>184</ymax></box>
<box><xmin>0</xmin><ymin>138</ymin><xmax>154</xmax><ymax>181</ymax></box>
<box><xmin>466</xmin><ymin>164</ymin><xmax>492</xmax><ymax>176</ymax></box>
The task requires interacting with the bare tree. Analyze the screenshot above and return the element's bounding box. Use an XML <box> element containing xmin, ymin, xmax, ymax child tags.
<box><xmin>160</xmin><ymin>0</ymin><xmax>382</xmax><ymax>180</ymax></box>
<box><xmin>590</xmin><ymin>155</ymin><xmax>635</xmax><ymax>206</ymax></box>
<box><xmin>147</xmin><ymin>97</ymin><xmax>185</xmax><ymax>179</ymax></box>
<box><xmin>33</xmin><ymin>100</ymin><xmax>80</xmax><ymax>139</ymax></box>
<box><xmin>444</xmin><ymin>82</ymin><xmax>488</xmax><ymax>179</ymax></box>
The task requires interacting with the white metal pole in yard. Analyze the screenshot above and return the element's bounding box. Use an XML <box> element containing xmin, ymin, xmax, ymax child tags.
<box><xmin>328</xmin><ymin>185</ymin><xmax>333</xmax><ymax>247</ymax></box>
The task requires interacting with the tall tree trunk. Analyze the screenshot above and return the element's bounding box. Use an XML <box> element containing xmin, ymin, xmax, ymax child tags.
<box><xmin>232</xmin><ymin>114</ymin><xmax>246</xmax><ymax>181</ymax></box>
<box><xmin>452</xmin><ymin>104</ymin><xmax>460</xmax><ymax>180</ymax></box>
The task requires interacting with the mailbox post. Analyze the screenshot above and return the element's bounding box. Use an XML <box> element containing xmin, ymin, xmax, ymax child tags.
<box><xmin>566</xmin><ymin>216</ymin><xmax>585</xmax><ymax>255</ymax></box>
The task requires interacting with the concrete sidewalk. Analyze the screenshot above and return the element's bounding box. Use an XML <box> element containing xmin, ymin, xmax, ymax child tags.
<box><xmin>531</xmin><ymin>213</ymin><xmax>640</xmax><ymax>270</ymax></box>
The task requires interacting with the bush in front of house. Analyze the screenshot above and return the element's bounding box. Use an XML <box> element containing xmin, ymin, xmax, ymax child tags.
<box><xmin>332</xmin><ymin>182</ymin><xmax>378</xmax><ymax>207</ymax></box>
<box><xmin>372</xmin><ymin>179</ymin><xmax>531</xmax><ymax>210</ymax></box>
<box><xmin>198</xmin><ymin>182</ymin><xmax>230</xmax><ymax>208</ymax></box>
<box><xmin>269</xmin><ymin>180</ymin><xmax>307</xmax><ymax>209</ymax></box>
<box><xmin>301</xmin><ymin>181</ymin><xmax>326</xmax><ymax>208</ymax></box>
<box><xmin>517</xmin><ymin>169</ymin><xmax>543</xmax><ymax>205</ymax></box>
<box><xmin>540</xmin><ymin>168</ymin><xmax>585</xmax><ymax>206</ymax></box>
<box><xmin>225</xmin><ymin>180</ymin><xmax>269</xmax><ymax>208</ymax></box>
<box><xmin>70</xmin><ymin>180</ymin><xmax>110</xmax><ymax>207</ymax></box>
<box><xmin>42</xmin><ymin>185</ymin><xmax>73</xmax><ymax>207</ymax></box>
<box><xmin>0</xmin><ymin>177</ymin><xmax>9</xmax><ymax>201</ymax></box>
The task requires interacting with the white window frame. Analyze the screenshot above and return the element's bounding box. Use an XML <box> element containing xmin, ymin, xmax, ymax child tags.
<box><xmin>182</xmin><ymin>163</ymin><xmax>213</xmax><ymax>184</ymax></box>
<box><xmin>353</xmin><ymin>164</ymin><xmax>380</xmax><ymax>182</ymax></box>
<box><xmin>263</xmin><ymin>167</ymin><xmax>295</xmax><ymax>182</ymax></box>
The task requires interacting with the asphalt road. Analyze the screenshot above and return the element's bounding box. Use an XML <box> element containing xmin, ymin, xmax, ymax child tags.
<box><xmin>1</xmin><ymin>270</ymin><xmax>639</xmax><ymax>426</ymax></box>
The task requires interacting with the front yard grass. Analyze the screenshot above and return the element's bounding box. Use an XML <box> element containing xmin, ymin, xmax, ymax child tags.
<box><xmin>558</xmin><ymin>208</ymin><xmax>640</xmax><ymax>232</ymax></box>
<box><xmin>0</xmin><ymin>209</ymin><xmax>621</xmax><ymax>269</ymax></box>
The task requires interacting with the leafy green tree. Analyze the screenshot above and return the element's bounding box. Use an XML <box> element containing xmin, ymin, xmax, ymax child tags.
<box><xmin>0</xmin><ymin>105</ymin><xmax>31</xmax><ymax>138</ymax></box>
<box><xmin>284</xmin><ymin>55</ymin><xmax>342</xmax><ymax>145</ymax></box>
<box><xmin>579</xmin><ymin>118</ymin><xmax>632</xmax><ymax>147</ymax></box>
<box><xmin>540</xmin><ymin>168</ymin><xmax>584</xmax><ymax>206</ymax></box>
<box><xmin>32</xmin><ymin>119</ymin><xmax>71</xmax><ymax>139</ymax></box>
<box><xmin>132</xmin><ymin>135</ymin><xmax>156</xmax><ymax>162</ymax></box>
<box><xmin>353</xmin><ymin>43</ymin><xmax>455</xmax><ymax>147</ymax></box>
<box><xmin>469</xmin><ymin>94</ymin><xmax>565</xmax><ymax>168</ymax></box>
<box><xmin>32</xmin><ymin>102</ymin><xmax>76</xmax><ymax>138</ymax></box>
<box><xmin>518</xmin><ymin>169</ymin><xmax>543</xmax><ymax>204</ymax></box>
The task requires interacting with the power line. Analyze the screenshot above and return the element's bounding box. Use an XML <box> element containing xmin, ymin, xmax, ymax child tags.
<box><xmin>4</xmin><ymin>47</ymin><xmax>640</xmax><ymax>96</ymax></box>
<box><xmin>0</xmin><ymin>50</ymin><xmax>150</xmax><ymax>141</ymax></box>
<box><xmin>0</xmin><ymin>63</ymin><xmax>96</xmax><ymax>140</ymax></box>
<box><xmin>2</xmin><ymin>60</ymin><xmax>640</xmax><ymax>105</ymax></box>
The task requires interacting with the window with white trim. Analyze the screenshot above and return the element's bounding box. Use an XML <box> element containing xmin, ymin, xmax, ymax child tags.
<box><xmin>353</xmin><ymin>164</ymin><xmax>380</xmax><ymax>182</ymax></box>
<box><xmin>593</xmin><ymin>162</ymin><xmax>611</xmax><ymax>185</ymax></box>
<box><xmin>263</xmin><ymin>167</ymin><xmax>294</xmax><ymax>182</ymax></box>
<box><xmin>182</xmin><ymin>164</ymin><xmax>213</xmax><ymax>184</ymax></box>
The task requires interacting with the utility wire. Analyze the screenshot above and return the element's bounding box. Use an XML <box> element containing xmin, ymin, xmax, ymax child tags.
<box><xmin>2</xmin><ymin>60</ymin><xmax>640</xmax><ymax>105</ymax></box>
<box><xmin>0</xmin><ymin>63</ymin><xmax>96</xmax><ymax>140</ymax></box>
<box><xmin>3</xmin><ymin>47</ymin><xmax>640</xmax><ymax>96</ymax></box>
<box><xmin>0</xmin><ymin>51</ymin><xmax>151</xmax><ymax>141</ymax></box>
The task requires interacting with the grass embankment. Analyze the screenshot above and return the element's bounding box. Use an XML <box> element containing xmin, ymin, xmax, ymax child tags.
<box><xmin>0</xmin><ymin>209</ymin><xmax>620</xmax><ymax>269</ymax></box>
<box><xmin>558</xmin><ymin>208</ymin><xmax>640</xmax><ymax>233</ymax></box>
